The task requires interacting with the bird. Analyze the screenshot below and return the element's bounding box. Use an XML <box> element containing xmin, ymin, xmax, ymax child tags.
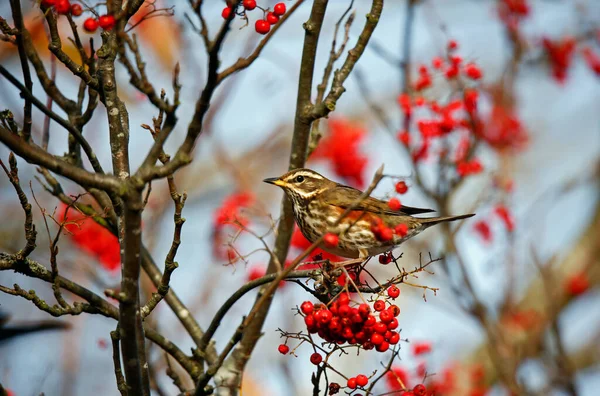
<box><xmin>263</xmin><ymin>168</ymin><xmax>474</xmax><ymax>259</ymax></box>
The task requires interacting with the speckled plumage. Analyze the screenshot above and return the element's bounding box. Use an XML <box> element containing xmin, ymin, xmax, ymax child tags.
<box><xmin>264</xmin><ymin>169</ymin><xmax>474</xmax><ymax>258</ymax></box>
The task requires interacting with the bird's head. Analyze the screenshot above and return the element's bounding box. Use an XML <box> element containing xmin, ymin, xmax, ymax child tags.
<box><xmin>263</xmin><ymin>168</ymin><xmax>335</xmax><ymax>203</ymax></box>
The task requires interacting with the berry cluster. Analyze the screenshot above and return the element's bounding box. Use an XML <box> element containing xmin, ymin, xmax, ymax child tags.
<box><xmin>297</xmin><ymin>293</ymin><xmax>401</xmax><ymax>353</ymax></box>
<box><xmin>222</xmin><ymin>2</ymin><xmax>287</xmax><ymax>35</ymax></box>
<box><xmin>371</xmin><ymin>217</ymin><xmax>409</xmax><ymax>243</ymax></box>
<box><xmin>41</xmin><ymin>0</ymin><xmax>81</xmax><ymax>15</ymax></box>
<box><xmin>40</xmin><ymin>0</ymin><xmax>115</xmax><ymax>33</ymax></box>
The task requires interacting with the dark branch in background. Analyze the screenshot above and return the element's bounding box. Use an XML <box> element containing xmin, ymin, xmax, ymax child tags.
<box><xmin>0</xmin><ymin>153</ymin><xmax>36</xmax><ymax>260</ymax></box>
<box><xmin>8</xmin><ymin>0</ymin><xmax>32</xmax><ymax>141</ymax></box>
<box><xmin>308</xmin><ymin>1</ymin><xmax>355</xmax><ymax>154</ymax></box>
<box><xmin>111</xmin><ymin>328</ymin><xmax>128</xmax><ymax>396</ymax></box>
<box><xmin>0</xmin><ymin>253</ymin><xmax>199</xmax><ymax>378</ymax></box>
<box><xmin>0</xmin><ymin>65</ymin><xmax>106</xmax><ymax>175</ymax></box>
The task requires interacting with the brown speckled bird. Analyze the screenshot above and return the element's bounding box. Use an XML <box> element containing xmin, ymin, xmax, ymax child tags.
<box><xmin>264</xmin><ymin>168</ymin><xmax>474</xmax><ymax>258</ymax></box>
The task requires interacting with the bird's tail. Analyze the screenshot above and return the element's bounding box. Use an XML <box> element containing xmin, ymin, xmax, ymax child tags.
<box><xmin>417</xmin><ymin>213</ymin><xmax>475</xmax><ymax>226</ymax></box>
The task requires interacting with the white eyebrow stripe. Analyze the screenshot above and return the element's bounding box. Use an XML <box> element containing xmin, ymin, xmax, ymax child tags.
<box><xmin>286</xmin><ymin>171</ymin><xmax>324</xmax><ymax>181</ymax></box>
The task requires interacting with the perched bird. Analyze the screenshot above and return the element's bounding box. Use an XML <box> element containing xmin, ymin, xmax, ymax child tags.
<box><xmin>264</xmin><ymin>168</ymin><xmax>474</xmax><ymax>258</ymax></box>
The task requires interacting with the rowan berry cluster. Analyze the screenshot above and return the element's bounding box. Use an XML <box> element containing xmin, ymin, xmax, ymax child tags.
<box><xmin>222</xmin><ymin>1</ymin><xmax>287</xmax><ymax>35</ymax></box>
<box><xmin>298</xmin><ymin>293</ymin><xmax>401</xmax><ymax>353</ymax></box>
<box><xmin>40</xmin><ymin>0</ymin><xmax>116</xmax><ymax>33</ymax></box>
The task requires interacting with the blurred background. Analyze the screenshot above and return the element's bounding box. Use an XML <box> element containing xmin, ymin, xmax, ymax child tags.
<box><xmin>0</xmin><ymin>0</ymin><xmax>599</xmax><ymax>395</ymax></box>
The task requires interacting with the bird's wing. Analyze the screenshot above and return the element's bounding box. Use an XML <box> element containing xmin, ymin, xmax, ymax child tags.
<box><xmin>320</xmin><ymin>185</ymin><xmax>435</xmax><ymax>216</ymax></box>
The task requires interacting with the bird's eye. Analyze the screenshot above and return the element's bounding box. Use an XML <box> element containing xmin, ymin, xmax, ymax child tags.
<box><xmin>295</xmin><ymin>175</ymin><xmax>305</xmax><ymax>183</ymax></box>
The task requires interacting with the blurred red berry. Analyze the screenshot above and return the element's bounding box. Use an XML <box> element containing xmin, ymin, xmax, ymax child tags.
<box><xmin>387</xmin><ymin>285</ymin><xmax>400</xmax><ymax>299</ymax></box>
<box><xmin>247</xmin><ymin>265</ymin><xmax>265</xmax><ymax>281</ymax></box>
<box><xmin>412</xmin><ymin>341</ymin><xmax>432</xmax><ymax>356</ymax></box>
<box><xmin>310</xmin><ymin>352</ymin><xmax>322</xmax><ymax>365</ymax></box>
<box><xmin>222</xmin><ymin>6</ymin><xmax>233</xmax><ymax>19</ymax></box>
<box><xmin>98</xmin><ymin>14</ymin><xmax>116</xmax><ymax>30</ymax></box>
<box><xmin>388</xmin><ymin>198</ymin><xmax>402</xmax><ymax>211</ymax></box>
<box><xmin>397</xmin><ymin>130</ymin><xmax>411</xmax><ymax>146</ymax></box>
<box><xmin>255</xmin><ymin>19</ymin><xmax>270</xmax><ymax>34</ymax></box>
<box><xmin>394</xmin><ymin>223</ymin><xmax>408</xmax><ymax>237</ymax></box>
<box><xmin>273</xmin><ymin>2</ymin><xmax>287</xmax><ymax>16</ymax></box>
<box><xmin>83</xmin><ymin>17</ymin><xmax>98</xmax><ymax>32</ymax></box>
<box><xmin>447</xmin><ymin>39</ymin><xmax>458</xmax><ymax>50</ymax></box>
<box><xmin>55</xmin><ymin>0</ymin><xmax>70</xmax><ymax>14</ymax></box>
<box><xmin>494</xmin><ymin>204</ymin><xmax>515</xmax><ymax>232</ymax></box>
<box><xmin>278</xmin><ymin>344</ymin><xmax>289</xmax><ymax>354</ymax></box>
<box><xmin>324</xmin><ymin>233</ymin><xmax>339</xmax><ymax>248</ymax></box>
<box><xmin>243</xmin><ymin>0</ymin><xmax>257</xmax><ymax>10</ymax></box>
<box><xmin>432</xmin><ymin>56</ymin><xmax>444</xmax><ymax>69</ymax></box>
<box><xmin>464</xmin><ymin>63</ymin><xmax>483</xmax><ymax>80</ymax></box>
<box><xmin>565</xmin><ymin>272</ymin><xmax>590</xmax><ymax>296</ymax></box>
<box><xmin>70</xmin><ymin>3</ymin><xmax>82</xmax><ymax>16</ymax></box>
<box><xmin>474</xmin><ymin>220</ymin><xmax>492</xmax><ymax>243</ymax></box>
<box><xmin>266</xmin><ymin>12</ymin><xmax>279</xmax><ymax>25</ymax></box>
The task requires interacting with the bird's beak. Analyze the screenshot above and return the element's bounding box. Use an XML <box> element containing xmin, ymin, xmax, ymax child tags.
<box><xmin>263</xmin><ymin>177</ymin><xmax>285</xmax><ymax>187</ymax></box>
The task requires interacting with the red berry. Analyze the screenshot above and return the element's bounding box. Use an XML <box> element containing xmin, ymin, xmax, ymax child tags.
<box><xmin>413</xmin><ymin>384</ymin><xmax>427</xmax><ymax>396</ymax></box>
<box><xmin>83</xmin><ymin>18</ymin><xmax>98</xmax><ymax>33</ymax></box>
<box><xmin>432</xmin><ymin>56</ymin><xmax>444</xmax><ymax>69</ymax></box>
<box><xmin>364</xmin><ymin>315</ymin><xmax>376</xmax><ymax>327</ymax></box>
<box><xmin>358</xmin><ymin>303</ymin><xmax>371</xmax><ymax>318</ymax></box>
<box><xmin>255</xmin><ymin>19</ymin><xmax>270</xmax><ymax>35</ymax></box>
<box><xmin>310</xmin><ymin>352</ymin><xmax>322</xmax><ymax>365</ymax></box>
<box><xmin>337</xmin><ymin>293</ymin><xmax>350</xmax><ymax>306</ymax></box>
<box><xmin>397</xmin><ymin>130</ymin><xmax>411</xmax><ymax>146</ymax></box>
<box><xmin>315</xmin><ymin>309</ymin><xmax>332</xmax><ymax>324</ymax></box>
<box><xmin>376</xmin><ymin>340</ymin><xmax>390</xmax><ymax>352</ymax></box>
<box><xmin>374</xmin><ymin>322</ymin><xmax>388</xmax><ymax>334</ymax></box>
<box><xmin>41</xmin><ymin>0</ymin><xmax>57</xmax><ymax>7</ymax></box>
<box><xmin>387</xmin><ymin>285</ymin><xmax>400</xmax><ymax>299</ymax></box>
<box><xmin>338</xmin><ymin>304</ymin><xmax>351</xmax><ymax>318</ymax></box>
<box><xmin>242</xmin><ymin>0</ymin><xmax>257</xmax><ymax>10</ymax></box>
<box><xmin>278</xmin><ymin>344</ymin><xmax>289</xmax><ymax>354</ymax></box>
<box><xmin>222</xmin><ymin>6</ymin><xmax>233</xmax><ymax>19</ymax></box>
<box><xmin>266</xmin><ymin>11</ymin><xmax>279</xmax><ymax>25</ymax></box>
<box><xmin>379</xmin><ymin>226</ymin><xmax>394</xmax><ymax>242</ymax></box>
<box><xmin>356</xmin><ymin>374</ymin><xmax>368</xmax><ymax>387</ymax></box>
<box><xmin>388</xmin><ymin>197</ymin><xmax>402</xmax><ymax>211</ymax></box>
<box><xmin>323</xmin><ymin>233</ymin><xmax>339</xmax><ymax>248</ymax></box>
<box><xmin>388</xmin><ymin>331</ymin><xmax>400</xmax><ymax>344</ymax></box>
<box><xmin>347</xmin><ymin>377</ymin><xmax>357</xmax><ymax>389</ymax></box>
<box><xmin>370</xmin><ymin>333</ymin><xmax>384</xmax><ymax>345</ymax></box>
<box><xmin>395</xmin><ymin>181</ymin><xmax>408</xmax><ymax>194</ymax></box>
<box><xmin>566</xmin><ymin>272</ymin><xmax>590</xmax><ymax>296</ymax></box>
<box><xmin>379</xmin><ymin>310</ymin><xmax>393</xmax><ymax>324</ymax></box>
<box><xmin>379</xmin><ymin>252</ymin><xmax>393</xmax><ymax>265</ymax></box>
<box><xmin>304</xmin><ymin>314</ymin><xmax>315</xmax><ymax>327</ymax></box>
<box><xmin>70</xmin><ymin>3</ymin><xmax>82</xmax><ymax>16</ymax></box>
<box><xmin>55</xmin><ymin>0</ymin><xmax>71</xmax><ymax>14</ymax></box>
<box><xmin>389</xmin><ymin>304</ymin><xmax>400</xmax><ymax>317</ymax></box>
<box><xmin>300</xmin><ymin>301</ymin><xmax>314</xmax><ymax>315</ymax></box>
<box><xmin>373</xmin><ymin>300</ymin><xmax>386</xmax><ymax>312</ymax></box>
<box><xmin>447</xmin><ymin>39</ymin><xmax>458</xmax><ymax>50</ymax></box>
<box><xmin>388</xmin><ymin>318</ymin><xmax>399</xmax><ymax>330</ymax></box>
<box><xmin>394</xmin><ymin>223</ymin><xmax>408</xmax><ymax>237</ymax></box>
<box><xmin>465</xmin><ymin>63</ymin><xmax>483</xmax><ymax>80</ymax></box>
<box><xmin>98</xmin><ymin>14</ymin><xmax>116</xmax><ymax>30</ymax></box>
<box><xmin>273</xmin><ymin>2</ymin><xmax>287</xmax><ymax>16</ymax></box>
